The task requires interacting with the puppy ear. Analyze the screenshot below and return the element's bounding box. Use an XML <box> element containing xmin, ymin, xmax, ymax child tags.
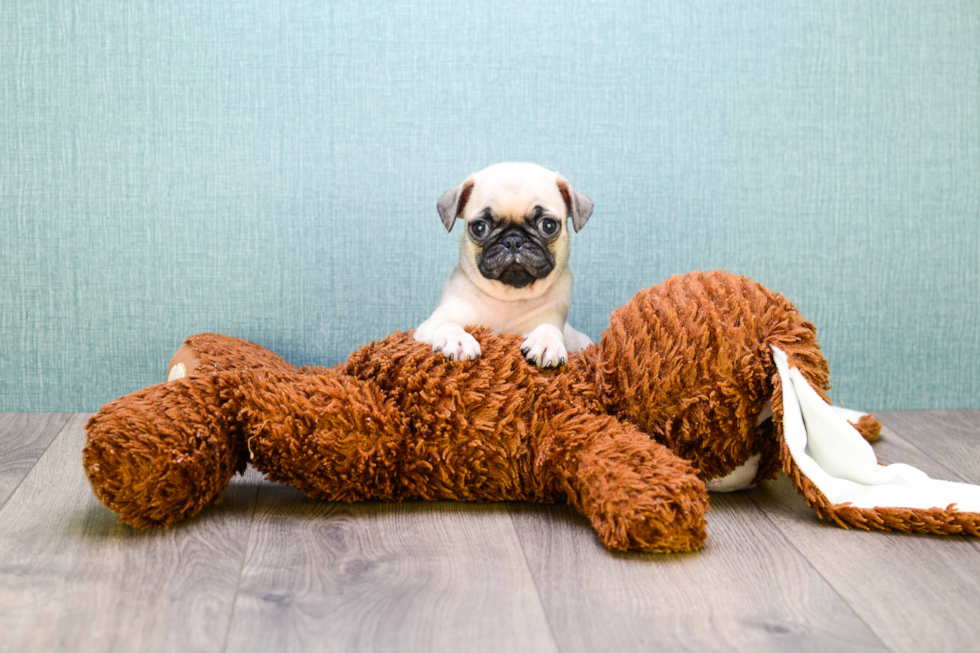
<box><xmin>436</xmin><ymin>178</ymin><xmax>475</xmax><ymax>232</ymax></box>
<box><xmin>556</xmin><ymin>175</ymin><xmax>594</xmax><ymax>232</ymax></box>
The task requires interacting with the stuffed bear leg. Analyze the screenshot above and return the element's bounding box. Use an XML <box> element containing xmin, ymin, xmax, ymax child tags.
<box><xmin>84</xmin><ymin>373</ymin><xmax>249</xmax><ymax>528</ymax></box>
<box><xmin>230</xmin><ymin>368</ymin><xmax>429</xmax><ymax>503</ymax></box>
<box><xmin>85</xmin><ymin>362</ymin><xmax>420</xmax><ymax>528</ymax></box>
<box><xmin>87</xmin><ymin>334</ymin><xmax>298</xmax><ymax>528</ymax></box>
<box><xmin>537</xmin><ymin>411</ymin><xmax>709</xmax><ymax>553</ymax></box>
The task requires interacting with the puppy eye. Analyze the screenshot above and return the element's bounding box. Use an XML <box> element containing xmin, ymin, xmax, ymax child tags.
<box><xmin>539</xmin><ymin>218</ymin><xmax>559</xmax><ymax>235</ymax></box>
<box><xmin>469</xmin><ymin>220</ymin><xmax>488</xmax><ymax>238</ymax></box>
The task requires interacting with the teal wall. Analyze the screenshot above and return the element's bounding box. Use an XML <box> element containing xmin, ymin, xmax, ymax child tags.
<box><xmin>2</xmin><ymin>1</ymin><xmax>978</xmax><ymax>412</ymax></box>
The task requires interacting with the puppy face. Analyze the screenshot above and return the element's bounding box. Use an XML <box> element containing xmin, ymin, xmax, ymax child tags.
<box><xmin>437</xmin><ymin>163</ymin><xmax>593</xmax><ymax>292</ymax></box>
<box><xmin>468</xmin><ymin>204</ymin><xmax>561</xmax><ymax>288</ymax></box>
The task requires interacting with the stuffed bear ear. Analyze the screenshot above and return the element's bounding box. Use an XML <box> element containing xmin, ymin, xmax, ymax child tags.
<box><xmin>556</xmin><ymin>175</ymin><xmax>594</xmax><ymax>233</ymax></box>
<box><xmin>436</xmin><ymin>177</ymin><xmax>475</xmax><ymax>232</ymax></box>
<box><xmin>770</xmin><ymin>345</ymin><xmax>980</xmax><ymax>534</ymax></box>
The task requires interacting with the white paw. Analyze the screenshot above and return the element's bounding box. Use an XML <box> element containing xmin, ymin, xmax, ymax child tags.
<box><xmin>521</xmin><ymin>324</ymin><xmax>567</xmax><ymax>368</ymax></box>
<box><xmin>427</xmin><ymin>323</ymin><xmax>481</xmax><ymax>362</ymax></box>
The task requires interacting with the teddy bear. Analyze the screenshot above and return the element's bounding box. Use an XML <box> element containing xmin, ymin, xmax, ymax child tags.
<box><xmin>83</xmin><ymin>271</ymin><xmax>980</xmax><ymax>552</ymax></box>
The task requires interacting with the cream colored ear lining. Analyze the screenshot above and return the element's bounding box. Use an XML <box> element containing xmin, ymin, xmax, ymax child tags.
<box><xmin>772</xmin><ymin>346</ymin><xmax>980</xmax><ymax>512</ymax></box>
<box><xmin>167</xmin><ymin>363</ymin><xmax>186</xmax><ymax>382</ymax></box>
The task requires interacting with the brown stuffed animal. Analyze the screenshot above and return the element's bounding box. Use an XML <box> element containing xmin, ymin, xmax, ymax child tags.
<box><xmin>83</xmin><ymin>271</ymin><xmax>980</xmax><ymax>553</ymax></box>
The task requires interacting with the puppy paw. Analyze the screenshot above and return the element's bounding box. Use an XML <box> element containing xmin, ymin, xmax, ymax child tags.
<box><xmin>427</xmin><ymin>323</ymin><xmax>481</xmax><ymax>362</ymax></box>
<box><xmin>521</xmin><ymin>324</ymin><xmax>567</xmax><ymax>368</ymax></box>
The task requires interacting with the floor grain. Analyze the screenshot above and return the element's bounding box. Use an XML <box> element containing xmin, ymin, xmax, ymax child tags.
<box><xmin>876</xmin><ymin>411</ymin><xmax>980</xmax><ymax>483</ymax></box>
<box><xmin>0</xmin><ymin>415</ymin><xmax>258</xmax><ymax>653</ymax></box>
<box><xmin>1</xmin><ymin>411</ymin><xmax>979</xmax><ymax>653</ymax></box>
<box><xmin>223</xmin><ymin>484</ymin><xmax>558</xmax><ymax>653</ymax></box>
<box><xmin>748</xmin><ymin>412</ymin><xmax>980</xmax><ymax>653</ymax></box>
<box><xmin>510</xmin><ymin>494</ymin><xmax>886</xmax><ymax>653</ymax></box>
<box><xmin>0</xmin><ymin>412</ymin><xmax>71</xmax><ymax>508</ymax></box>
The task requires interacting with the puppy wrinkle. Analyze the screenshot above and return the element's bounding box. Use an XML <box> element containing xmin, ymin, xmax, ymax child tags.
<box><xmin>476</xmin><ymin>223</ymin><xmax>556</xmax><ymax>285</ymax></box>
<box><xmin>459</xmin><ymin>246</ymin><xmax>566</xmax><ymax>303</ymax></box>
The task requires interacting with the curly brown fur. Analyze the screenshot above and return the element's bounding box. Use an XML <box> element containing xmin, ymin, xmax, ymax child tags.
<box><xmin>83</xmin><ymin>270</ymin><xmax>974</xmax><ymax>550</ymax></box>
<box><xmin>594</xmin><ymin>271</ymin><xmax>829</xmax><ymax>483</ymax></box>
<box><xmin>180</xmin><ymin>332</ymin><xmax>297</xmax><ymax>376</ymax></box>
<box><xmin>850</xmin><ymin>414</ymin><xmax>882</xmax><ymax>443</ymax></box>
<box><xmin>84</xmin><ymin>374</ymin><xmax>244</xmax><ymax>528</ymax></box>
<box><xmin>85</xmin><ymin>330</ymin><xmax>708</xmax><ymax>552</ymax></box>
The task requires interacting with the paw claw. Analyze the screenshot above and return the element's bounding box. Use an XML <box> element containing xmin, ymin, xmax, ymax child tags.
<box><xmin>422</xmin><ymin>324</ymin><xmax>481</xmax><ymax>363</ymax></box>
<box><xmin>521</xmin><ymin>324</ymin><xmax>568</xmax><ymax>369</ymax></box>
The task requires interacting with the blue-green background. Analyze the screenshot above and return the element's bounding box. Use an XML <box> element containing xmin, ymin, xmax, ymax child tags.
<box><xmin>2</xmin><ymin>1</ymin><xmax>978</xmax><ymax>412</ymax></box>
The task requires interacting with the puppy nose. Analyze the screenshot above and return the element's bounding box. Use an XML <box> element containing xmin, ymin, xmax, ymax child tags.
<box><xmin>501</xmin><ymin>233</ymin><xmax>526</xmax><ymax>252</ymax></box>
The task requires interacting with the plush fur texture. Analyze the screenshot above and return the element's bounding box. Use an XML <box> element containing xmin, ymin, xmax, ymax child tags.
<box><xmin>85</xmin><ymin>271</ymin><xmax>966</xmax><ymax>553</ymax></box>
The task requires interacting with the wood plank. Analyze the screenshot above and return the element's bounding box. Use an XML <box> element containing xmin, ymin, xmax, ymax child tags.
<box><xmin>224</xmin><ymin>484</ymin><xmax>559</xmax><ymax>653</ymax></box>
<box><xmin>510</xmin><ymin>492</ymin><xmax>886</xmax><ymax>653</ymax></box>
<box><xmin>864</xmin><ymin>423</ymin><xmax>967</xmax><ymax>479</ymax></box>
<box><xmin>749</xmin><ymin>412</ymin><xmax>980</xmax><ymax>653</ymax></box>
<box><xmin>0</xmin><ymin>413</ymin><xmax>72</xmax><ymax>508</ymax></box>
<box><xmin>2</xmin><ymin>410</ymin><xmax>975</xmax><ymax>652</ymax></box>
<box><xmin>0</xmin><ymin>414</ymin><xmax>258</xmax><ymax>652</ymax></box>
<box><xmin>876</xmin><ymin>411</ymin><xmax>980</xmax><ymax>483</ymax></box>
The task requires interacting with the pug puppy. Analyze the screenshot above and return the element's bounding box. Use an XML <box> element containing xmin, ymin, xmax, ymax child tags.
<box><xmin>414</xmin><ymin>162</ymin><xmax>594</xmax><ymax>368</ymax></box>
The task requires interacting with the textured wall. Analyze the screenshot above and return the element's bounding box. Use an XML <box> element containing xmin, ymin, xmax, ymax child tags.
<box><xmin>2</xmin><ymin>1</ymin><xmax>978</xmax><ymax>411</ymax></box>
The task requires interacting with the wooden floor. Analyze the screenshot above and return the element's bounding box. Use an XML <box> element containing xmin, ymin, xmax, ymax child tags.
<box><xmin>1</xmin><ymin>412</ymin><xmax>979</xmax><ymax>652</ymax></box>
